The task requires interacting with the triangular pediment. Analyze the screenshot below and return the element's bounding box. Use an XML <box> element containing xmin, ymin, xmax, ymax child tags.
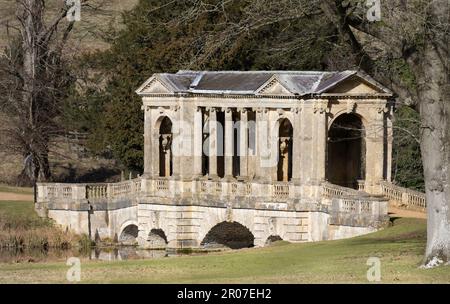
<box><xmin>256</xmin><ymin>76</ymin><xmax>293</xmax><ymax>96</ymax></box>
<box><xmin>328</xmin><ymin>77</ymin><xmax>379</xmax><ymax>94</ymax></box>
<box><xmin>135</xmin><ymin>76</ymin><xmax>173</xmax><ymax>95</ymax></box>
<box><xmin>319</xmin><ymin>73</ymin><xmax>392</xmax><ymax>95</ymax></box>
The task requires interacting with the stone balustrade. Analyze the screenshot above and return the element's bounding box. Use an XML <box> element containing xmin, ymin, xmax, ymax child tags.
<box><xmin>142</xmin><ymin>178</ymin><xmax>296</xmax><ymax>200</ymax></box>
<box><xmin>322</xmin><ymin>182</ymin><xmax>368</xmax><ymax>198</ymax></box>
<box><xmin>36</xmin><ymin>178</ymin><xmax>389</xmax><ymax>227</ymax></box>
<box><xmin>36</xmin><ymin>179</ymin><xmax>142</xmax><ymax>202</ymax></box>
<box><xmin>380</xmin><ymin>181</ymin><xmax>426</xmax><ymax>212</ymax></box>
<box><xmin>329</xmin><ymin>195</ymin><xmax>389</xmax><ymax>227</ymax></box>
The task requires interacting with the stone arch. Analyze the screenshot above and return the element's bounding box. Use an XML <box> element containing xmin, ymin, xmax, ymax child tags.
<box><xmin>200</xmin><ymin>221</ymin><xmax>255</xmax><ymax>249</ymax></box>
<box><xmin>276</xmin><ymin>117</ymin><xmax>293</xmax><ymax>182</ymax></box>
<box><xmin>265</xmin><ymin>235</ymin><xmax>283</xmax><ymax>245</ymax></box>
<box><xmin>147</xmin><ymin>228</ymin><xmax>168</xmax><ymax>249</ymax></box>
<box><xmin>326</xmin><ymin>113</ymin><xmax>366</xmax><ymax>189</ymax></box>
<box><xmin>328</xmin><ymin>109</ymin><xmax>368</xmax><ymax>131</ymax></box>
<box><xmin>118</xmin><ymin>221</ymin><xmax>139</xmax><ymax>245</ymax></box>
<box><xmin>158</xmin><ymin>116</ymin><xmax>173</xmax><ymax>177</ymax></box>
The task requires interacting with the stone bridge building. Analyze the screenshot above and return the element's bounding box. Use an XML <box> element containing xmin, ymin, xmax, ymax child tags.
<box><xmin>36</xmin><ymin>70</ymin><xmax>422</xmax><ymax>249</ymax></box>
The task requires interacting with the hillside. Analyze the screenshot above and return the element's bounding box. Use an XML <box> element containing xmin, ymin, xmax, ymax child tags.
<box><xmin>0</xmin><ymin>0</ymin><xmax>138</xmax><ymax>52</ymax></box>
<box><xmin>0</xmin><ymin>0</ymin><xmax>138</xmax><ymax>184</ymax></box>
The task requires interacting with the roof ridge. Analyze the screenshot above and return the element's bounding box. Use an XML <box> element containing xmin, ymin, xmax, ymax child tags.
<box><xmin>177</xmin><ymin>70</ymin><xmax>333</xmax><ymax>74</ymax></box>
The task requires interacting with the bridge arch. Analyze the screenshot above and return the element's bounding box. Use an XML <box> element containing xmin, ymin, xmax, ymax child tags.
<box><xmin>118</xmin><ymin>220</ymin><xmax>139</xmax><ymax>245</ymax></box>
<box><xmin>265</xmin><ymin>235</ymin><xmax>283</xmax><ymax>245</ymax></box>
<box><xmin>326</xmin><ymin>112</ymin><xmax>366</xmax><ymax>189</ymax></box>
<box><xmin>147</xmin><ymin>228</ymin><xmax>168</xmax><ymax>249</ymax></box>
<box><xmin>200</xmin><ymin>221</ymin><xmax>255</xmax><ymax>249</ymax></box>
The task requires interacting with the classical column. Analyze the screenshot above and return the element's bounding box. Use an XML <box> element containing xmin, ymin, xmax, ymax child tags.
<box><xmin>208</xmin><ymin>107</ymin><xmax>218</xmax><ymax>179</ymax></box>
<box><xmin>365</xmin><ymin>106</ymin><xmax>386</xmax><ymax>194</ymax></box>
<box><xmin>161</xmin><ymin>134</ymin><xmax>172</xmax><ymax>177</ymax></box>
<box><xmin>171</xmin><ymin>105</ymin><xmax>181</xmax><ymax>179</ymax></box>
<box><xmin>291</xmin><ymin>107</ymin><xmax>301</xmax><ymax>184</ymax></box>
<box><xmin>224</xmin><ymin>107</ymin><xmax>234</xmax><ymax>179</ymax></box>
<box><xmin>386</xmin><ymin>110</ymin><xmax>393</xmax><ymax>182</ymax></box>
<box><xmin>313</xmin><ymin>101</ymin><xmax>329</xmax><ymax>183</ymax></box>
<box><xmin>254</xmin><ymin>107</ymin><xmax>271</xmax><ymax>182</ymax></box>
<box><xmin>280</xmin><ymin>138</ymin><xmax>289</xmax><ymax>181</ymax></box>
<box><xmin>238</xmin><ymin>108</ymin><xmax>248</xmax><ymax>179</ymax></box>
<box><xmin>193</xmin><ymin>107</ymin><xmax>203</xmax><ymax>178</ymax></box>
<box><xmin>143</xmin><ymin>105</ymin><xmax>152</xmax><ymax>177</ymax></box>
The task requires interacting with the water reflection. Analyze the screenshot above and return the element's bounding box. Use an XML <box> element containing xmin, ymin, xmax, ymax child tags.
<box><xmin>0</xmin><ymin>246</ymin><xmax>209</xmax><ymax>263</ymax></box>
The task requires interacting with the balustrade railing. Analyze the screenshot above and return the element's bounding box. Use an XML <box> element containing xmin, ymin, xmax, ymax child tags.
<box><xmin>273</xmin><ymin>183</ymin><xmax>290</xmax><ymax>199</ymax></box>
<box><xmin>380</xmin><ymin>181</ymin><xmax>426</xmax><ymax>211</ymax></box>
<box><xmin>37</xmin><ymin>178</ymin><xmax>142</xmax><ymax>201</ymax></box>
<box><xmin>322</xmin><ymin>182</ymin><xmax>366</xmax><ymax>198</ymax></box>
<box><xmin>86</xmin><ymin>184</ymin><xmax>108</xmax><ymax>199</ymax></box>
<box><xmin>155</xmin><ymin>179</ymin><xmax>169</xmax><ymax>192</ymax></box>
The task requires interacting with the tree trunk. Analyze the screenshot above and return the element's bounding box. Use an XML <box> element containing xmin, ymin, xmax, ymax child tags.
<box><xmin>417</xmin><ymin>35</ymin><xmax>450</xmax><ymax>265</ymax></box>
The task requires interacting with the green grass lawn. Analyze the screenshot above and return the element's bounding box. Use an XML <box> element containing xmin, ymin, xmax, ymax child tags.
<box><xmin>0</xmin><ymin>200</ymin><xmax>50</xmax><ymax>229</ymax></box>
<box><xmin>0</xmin><ymin>214</ymin><xmax>448</xmax><ymax>283</ymax></box>
<box><xmin>0</xmin><ymin>185</ymin><xmax>33</xmax><ymax>195</ymax></box>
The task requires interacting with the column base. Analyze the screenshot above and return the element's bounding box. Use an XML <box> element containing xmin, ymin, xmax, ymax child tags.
<box><xmin>223</xmin><ymin>175</ymin><xmax>236</xmax><ymax>182</ymax></box>
<box><xmin>208</xmin><ymin>174</ymin><xmax>219</xmax><ymax>181</ymax></box>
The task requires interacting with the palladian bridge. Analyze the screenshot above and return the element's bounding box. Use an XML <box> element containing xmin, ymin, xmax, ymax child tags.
<box><xmin>35</xmin><ymin>71</ymin><xmax>426</xmax><ymax>249</ymax></box>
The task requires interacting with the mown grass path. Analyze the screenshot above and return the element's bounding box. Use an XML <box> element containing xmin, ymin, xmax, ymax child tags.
<box><xmin>0</xmin><ymin>217</ymin><xmax>448</xmax><ymax>283</ymax></box>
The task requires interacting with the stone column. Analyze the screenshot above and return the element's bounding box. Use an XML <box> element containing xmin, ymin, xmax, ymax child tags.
<box><xmin>224</xmin><ymin>107</ymin><xmax>234</xmax><ymax>179</ymax></box>
<box><xmin>255</xmin><ymin>107</ymin><xmax>271</xmax><ymax>182</ymax></box>
<box><xmin>238</xmin><ymin>108</ymin><xmax>248</xmax><ymax>179</ymax></box>
<box><xmin>208</xmin><ymin>107</ymin><xmax>218</xmax><ymax>179</ymax></box>
<box><xmin>143</xmin><ymin>105</ymin><xmax>152</xmax><ymax>177</ymax></box>
<box><xmin>150</xmin><ymin>108</ymin><xmax>161</xmax><ymax>178</ymax></box>
<box><xmin>291</xmin><ymin>107</ymin><xmax>301</xmax><ymax>184</ymax></box>
<box><xmin>365</xmin><ymin>106</ymin><xmax>386</xmax><ymax>194</ymax></box>
<box><xmin>171</xmin><ymin>106</ymin><xmax>180</xmax><ymax>179</ymax></box>
<box><xmin>313</xmin><ymin>101</ymin><xmax>328</xmax><ymax>183</ymax></box>
<box><xmin>193</xmin><ymin>107</ymin><xmax>203</xmax><ymax>178</ymax></box>
<box><xmin>161</xmin><ymin>134</ymin><xmax>172</xmax><ymax>177</ymax></box>
<box><xmin>386</xmin><ymin>112</ymin><xmax>393</xmax><ymax>182</ymax></box>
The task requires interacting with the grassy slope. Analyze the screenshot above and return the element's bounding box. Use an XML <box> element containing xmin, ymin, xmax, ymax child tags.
<box><xmin>0</xmin><ymin>215</ymin><xmax>448</xmax><ymax>283</ymax></box>
<box><xmin>0</xmin><ymin>0</ymin><xmax>138</xmax><ymax>52</ymax></box>
<box><xmin>0</xmin><ymin>185</ymin><xmax>33</xmax><ymax>195</ymax></box>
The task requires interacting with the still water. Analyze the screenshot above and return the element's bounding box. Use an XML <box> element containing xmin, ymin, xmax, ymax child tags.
<box><xmin>0</xmin><ymin>246</ymin><xmax>210</xmax><ymax>263</ymax></box>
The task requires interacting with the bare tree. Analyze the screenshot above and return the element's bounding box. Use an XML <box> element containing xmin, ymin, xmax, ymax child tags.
<box><xmin>176</xmin><ymin>0</ymin><xmax>449</xmax><ymax>265</ymax></box>
<box><xmin>0</xmin><ymin>0</ymin><xmax>101</xmax><ymax>183</ymax></box>
<box><xmin>321</xmin><ymin>0</ymin><xmax>449</xmax><ymax>266</ymax></box>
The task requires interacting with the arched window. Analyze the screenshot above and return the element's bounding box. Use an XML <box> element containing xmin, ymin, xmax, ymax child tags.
<box><xmin>159</xmin><ymin>117</ymin><xmax>173</xmax><ymax>177</ymax></box>
<box><xmin>326</xmin><ymin>113</ymin><xmax>366</xmax><ymax>189</ymax></box>
<box><xmin>277</xmin><ymin>118</ymin><xmax>293</xmax><ymax>182</ymax></box>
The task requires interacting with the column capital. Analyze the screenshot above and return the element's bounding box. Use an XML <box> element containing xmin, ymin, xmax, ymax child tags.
<box><xmin>206</xmin><ymin>106</ymin><xmax>217</xmax><ymax>113</ymax></box>
<box><xmin>237</xmin><ymin>107</ymin><xmax>247</xmax><ymax>113</ymax></box>
<box><xmin>290</xmin><ymin>107</ymin><xmax>300</xmax><ymax>114</ymax></box>
<box><xmin>170</xmin><ymin>105</ymin><xmax>180</xmax><ymax>112</ymax></box>
<box><xmin>254</xmin><ymin>107</ymin><xmax>269</xmax><ymax>113</ymax></box>
<box><xmin>222</xmin><ymin>107</ymin><xmax>233</xmax><ymax>113</ymax></box>
<box><xmin>313</xmin><ymin>101</ymin><xmax>330</xmax><ymax>114</ymax></box>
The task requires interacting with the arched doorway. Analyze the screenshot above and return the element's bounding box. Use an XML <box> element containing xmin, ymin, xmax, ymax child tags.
<box><xmin>277</xmin><ymin>118</ymin><xmax>293</xmax><ymax>182</ymax></box>
<box><xmin>119</xmin><ymin>224</ymin><xmax>138</xmax><ymax>245</ymax></box>
<box><xmin>159</xmin><ymin>117</ymin><xmax>173</xmax><ymax>177</ymax></box>
<box><xmin>326</xmin><ymin>113</ymin><xmax>366</xmax><ymax>189</ymax></box>
<box><xmin>147</xmin><ymin>228</ymin><xmax>168</xmax><ymax>249</ymax></box>
<box><xmin>201</xmin><ymin>221</ymin><xmax>254</xmax><ymax>249</ymax></box>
